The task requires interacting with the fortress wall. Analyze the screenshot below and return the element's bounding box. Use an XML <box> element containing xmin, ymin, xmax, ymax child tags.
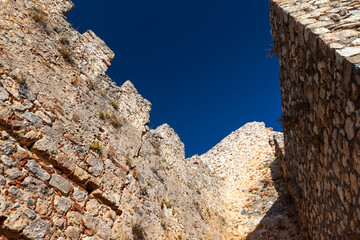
<box><xmin>270</xmin><ymin>0</ymin><xmax>360</xmax><ymax>239</ymax></box>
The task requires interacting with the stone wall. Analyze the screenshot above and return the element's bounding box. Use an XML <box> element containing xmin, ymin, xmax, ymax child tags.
<box><xmin>0</xmin><ymin>0</ymin><xmax>229</xmax><ymax>239</ymax></box>
<box><xmin>270</xmin><ymin>0</ymin><xmax>360</xmax><ymax>239</ymax></box>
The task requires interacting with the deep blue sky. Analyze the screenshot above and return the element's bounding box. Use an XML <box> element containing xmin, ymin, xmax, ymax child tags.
<box><xmin>68</xmin><ymin>0</ymin><xmax>281</xmax><ymax>157</ymax></box>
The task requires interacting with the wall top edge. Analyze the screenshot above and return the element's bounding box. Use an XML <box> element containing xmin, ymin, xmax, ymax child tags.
<box><xmin>271</xmin><ymin>0</ymin><xmax>360</xmax><ymax>65</ymax></box>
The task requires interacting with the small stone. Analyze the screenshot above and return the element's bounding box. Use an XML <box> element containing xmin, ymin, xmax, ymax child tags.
<box><xmin>35</xmin><ymin>199</ymin><xmax>50</xmax><ymax>215</ymax></box>
<box><xmin>54</xmin><ymin>196</ymin><xmax>72</xmax><ymax>214</ymax></box>
<box><xmin>0</xmin><ymin>199</ymin><xmax>9</xmax><ymax>213</ymax></box>
<box><xmin>0</xmin><ymin>176</ymin><xmax>6</xmax><ymax>186</ymax></box>
<box><xmin>41</xmin><ymin>126</ymin><xmax>62</xmax><ymax>143</ymax></box>
<box><xmin>86</xmin><ymin>199</ymin><xmax>100</xmax><ymax>215</ymax></box>
<box><xmin>345</xmin><ymin>100</ymin><xmax>355</xmax><ymax>115</ymax></box>
<box><xmin>35</xmin><ymin>111</ymin><xmax>52</xmax><ymax>125</ymax></box>
<box><xmin>5</xmin><ymin>168</ymin><xmax>22</xmax><ymax>180</ymax></box>
<box><xmin>87</xmin><ymin>155</ymin><xmax>103</xmax><ymax>176</ymax></box>
<box><xmin>329</xmin><ymin>43</ymin><xmax>344</xmax><ymax>49</ymax></box>
<box><xmin>356</xmin><ymin>110</ymin><xmax>360</xmax><ymax>128</ymax></box>
<box><xmin>25</xmin><ymin>159</ymin><xmax>50</xmax><ymax>181</ymax></box>
<box><xmin>96</xmin><ymin>219</ymin><xmax>112</xmax><ymax>239</ymax></box>
<box><xmin>350</xmin><ymin>173</ymin><xmax>358</xmax><ymax>194</ymax></box>
<box><xmin>345</xmin><ymin>118</ymin><xmax>355</xmax><ymax>140</ymax></box>
<box><xmin>1</xmin><ymin>155</ymin><xmax>15</xmax><ymax>167</ymax></box>
<box><xmin>32</xmin><ymin>137</ymin><xmax>58</xmax><ymax>157</ymax></box>
<box><xmin>49</xmin><ymin>174</ymin><xmax>73</xmax><ymax>195</ymax></box>
<box><xmin>55</xmin><ymin>155</ymin><xmax>76</xmax><ymax>172</ymax></box>
<box><xmin>0</xmin><ymin>87</ymin><xmax>9</xmax><ymax>101</ymax></box>
<box><xmin>5</xmin><ymin>211</ymin><xmax>29</xmax><ymax>231</ymax></box>
<box><xmin>9</xmin><ymin>187</ymin><xmax>20</xmax><ymax>198</ymax></box>
<box><xmin>0</xmin><ymin>142</ymin><xmax>14</xmax><ymax>155</ymax></box>
<box><xmin>83</xmin><ymin>214</ymin><xmax>99</xmax><ymax>232</ymax></box>
<box><xmin>67</xmin><ymin>211</ymin><xmax>82</xmax><ymax>225</ymax></box>
<box><xmin>53</xmin><ymin>216</ymin><xmax>66</xmax><ymax>229</ymax></box>
<box><xmin>74</xmin><ymin>167</ymin><xmax>90</xmax><ymax>182</ymax></box>
<box><xmin>25</xmin><ymin>220</ymin><xmax>50</xmax><ymax>239</ymax></box>
<box><xmin>73</xmin><ymin>187</ymin><xmax>87</xmax><ymax>202</ymax></box>
<box><xmin>12</xmin><ymin>202</ymin><xmax>20</xmax><ymax>208</ymax></box>
<box><xmin>32</xmin><ymin>127</ymin><xmax>62</xmax><ymax>157</ymax></box>
<box><xmin>66</xmin><ymin>226</ymin><xmax>81</xmax><ymax>239</ymax></box>
<box><xmin>13</xmin><ymin>146</ymin><xmax>30</xmax><ymax>161</ymax></box>
<box><xmin>352</xmin><ymin>38</ymin><xmax>360</xmax><ymax>45</ymax></box>
<box><xmin>24</xmin><ymin>209</ymin><xmax>36</xmax><ymax>220</ymax></box>
<box><xmin>27</xmin><ymin>199</ymin><xmax>34</xmax><ymax>206</ymax></box>
<box><xmin>336</xmin><ymin>47</ymin><xmax>360</xmax><ymax>57</ymax></box>
<box><xmin>23</xmin><ymin>112</ymin><xmax>42</xmax><ymax>127</ymax></box>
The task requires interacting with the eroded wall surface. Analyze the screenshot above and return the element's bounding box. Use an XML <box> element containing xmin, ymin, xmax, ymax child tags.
<box><xmin>270</xmin><ymin>0</ymin><xmax>360</xmax><ymax>239</ymax></box>
<box><xmin>0</xmin><ymin>0</ymin><xmax>228</xmax><ymax>239</ymax></box>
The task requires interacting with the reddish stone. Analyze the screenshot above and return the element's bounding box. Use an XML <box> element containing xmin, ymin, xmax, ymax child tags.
<box><xmin>13</xmin><ymin>147</ymin><xmax>29</xmax><ymax>161</ymax></box>
<box><xmin>84</xmin><ymin>229</ymin><xmax>94</xmax><ymax>236</ymax></box>
<box><xmin>55</xmin><ymin>155</ymin><xmax>76</xmax><ymax>172</ymax></box>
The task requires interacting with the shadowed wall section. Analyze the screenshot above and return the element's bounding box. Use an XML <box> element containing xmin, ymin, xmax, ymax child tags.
<box><xmin>270</xmin><ymin>0</ymin><xmax>360</xmax><ymax>239</ymax></box>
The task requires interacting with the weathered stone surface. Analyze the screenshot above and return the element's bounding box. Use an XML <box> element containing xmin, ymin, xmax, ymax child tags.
<box><xmin>5</xmin><ymin>168</ymin><xmax>22</xmax><ymax>180</ymax></box>
<box><xmin>65</xmin><ymin>226</ymin><xmax>81</xmax><ymax>240</ymax></box>
<box><xmin>270</xmin><ymin>0</ymin><xmax>360</xmax><ymax>238</ymax></box>
<box><xmin>25</xmin><ymin>159</ymin><xmax>50</xmax><ymax>181</ymax></box>
<box><xmin>23</xmin><ymin>112</ymin><xmax>42</xmax><ymax>127</ymax></box>
<box><xmin>24</xmin><ymin>220</ymin><xmax>50</xmax><ymax>239</ymax></box>
<box><xmin>0</xmin><ymin>0</ymin><xmax>305</xmax><ymax>239</ymax></box>
<box><xmin>0</xmin><ymin>87</ymin><xmax>9</xmax><ymax>101</ymax></box>
<box><xmin>72</xmin><ymin>187</ymin><xmax>87</xmax><ymax>203</ymax></box>
<box><xmin>49</xmin><ymin>174</ymin><xmax>73</xmax><ymax>195</ymax></box>
<box><xmin>54</xmin><ymin>196</ymin><xmax>72</xmax><ymax>214</ymax></box>
<box><xmin>74</xmin><ymin>166</ymin><xmax>89</xmax><ymax>181</ymax></box>
<box><xmin>86</xmin><ymin>155</ymin><xmax>103</xmax><ymax>176</ymax></box>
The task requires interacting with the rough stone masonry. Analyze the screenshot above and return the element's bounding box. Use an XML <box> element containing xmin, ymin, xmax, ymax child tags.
<box><xmin>270</xmin><ymin>0</ymin><xmax>360</xmax><ymax>239</ymax></box>
<box><xmin>0</xmin><ymin>0</ymin><xmax>301</xmax><ymax>239</ymax></box>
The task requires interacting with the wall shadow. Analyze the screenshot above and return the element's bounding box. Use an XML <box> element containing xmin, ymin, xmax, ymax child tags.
<box><xmin>245</xmin><ymin>137</ymin><xmax>305</xmax><ymax>240</ymax></box>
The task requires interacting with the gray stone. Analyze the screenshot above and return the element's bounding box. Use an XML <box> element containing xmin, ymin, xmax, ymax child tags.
<box><xmin>1</xmin><ymin>155</ymin><xmax>15</xmax><ymax>167</ymax></box>
<box><xmin>10</xmin><ymin>187</ymin><xmax>20</xmax><ymax>198</ymax></box>
<box><xmin>96</xmin><ymin>219</ymin><xmax>112</xmax><ymax>239</ymax></box>
<box><xmin>83</xmin><ymin>214</ymin><xmax>99</xmax><ymax>232</ymax></box>
<box><xmin>336</xmin><ymin>47</ymin><xmax>360</xmax><ymax>57</ymax></box>
<box><xmin>87</xmin><ymin>155</ymin><xmax>103</xmax><ymax>176</ymax></box>
<box><xmin>0</xmin><ymin>198</ymin><xmax>9</xmax><ymax>213</ymax></box>
<box><xmin>0</xmin><ymin>175</ymin><xmax>5</xmax><ymax>186</ymax></box>
<box><xmin>54</xmin><ymin>196</ymin><xmax>72</xmax><ymax>214</ymax></box>
<box><xmin>0</xmin><ymin>142</ymin><xmax>14</xmax><ymax>155</ymax></box>
<box><xmin>5</xmin><ymin>168</ymin><xmax>22</xmax><ymax>180</ymax></box>
<box><xmin>73</xmin><ymin>187</ymin><xmax>87</xmax><ymax>202</ymax></box>
<box><xmin>42</xmin><ymin>126</ymin><xmax>62</xmax><ymax>144</ymax></box>
<box><xmin>23</xmin><ymin>112</ymin><xmax>42</xmax><ymax>127</ymax></box>
<box><xmin>32</xmin><ymin>137</ymin><xmax>58</xmax><ymax>157</ymax></box>
<box><xmin>25</xmin><ymin>220</ymin><xmax>50</xmax><ymax>239</ymax></box>
<box><xmin>25</xmin><ymin>159</ymin><xmax>50</xmax><ymax>181</ymax></box>
<box><xmin>85</xmin><ymin>199</ymin><xmax>100</xmax><ymax>215</ymax></box>
<box><xmin>35</xmin><ymin>111</ymin><xmax>52</xmax><ymax>126</ymax></box>
<box><xmin>49</xmin><ymin>174</ymin><xmax>73</xmax><ymax>195</ymax></box>
<box><xmin>66</xmin><ymin>211</ymin><xmax>82</xmax><ymax>225</ymax></box>
<box><xmin>65</xmin><ymin>226</ymin><xmax>81</xmax><ymax>240</ymax></box>
<box><xmin>24</xmin><ymin>209</ymin><xmax>36</xmax><ymax>220</ymax></box>
<box><xmin>0</xmin><ymin>87</ymin><xmax>9</xmax><ymax>101</ymax></box>
<box><xmin>19</xmin><ymin>84</ymin><xmax>34</xmax><ymax>100</ymax></box>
